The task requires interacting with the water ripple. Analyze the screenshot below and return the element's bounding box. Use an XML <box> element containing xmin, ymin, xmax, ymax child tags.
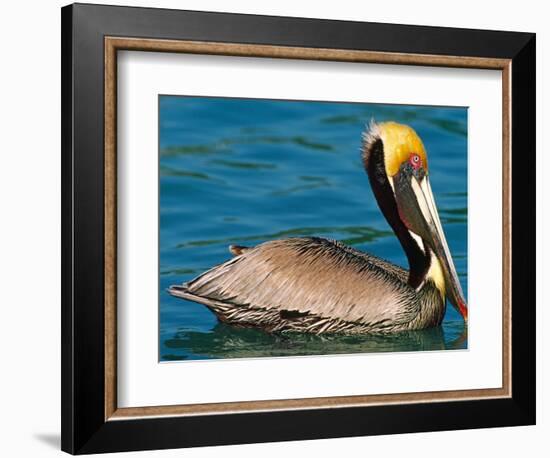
<box><xmin>175</xmin><ymin>225</ymin><xmax>393</xmax><ymax>249</ymax></box>
<box><xmin>161</xmin><ymin>134</ymin><xmax>335</xmax><ymax>157</ymax></box>
<box><xmin>210</xmin><ymin>159</ymin><xmax>277</xmax><ymax>170</ymax></box>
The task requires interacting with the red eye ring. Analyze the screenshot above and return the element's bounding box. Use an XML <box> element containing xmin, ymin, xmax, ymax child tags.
<box><xmin>409</xmin><ymin>153</ymin><xmax>422</xmax><ymax>170</ymax></box>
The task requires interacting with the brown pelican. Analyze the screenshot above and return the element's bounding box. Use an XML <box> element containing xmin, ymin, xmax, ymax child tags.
<box><xmin>169</xmin><ymin>121</ymin><xmax>468</xmax><ymax>334</ymax></box>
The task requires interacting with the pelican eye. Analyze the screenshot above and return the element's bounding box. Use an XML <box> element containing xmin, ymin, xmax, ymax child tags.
<box><xmin>409</xmin><ymin>153</ymin><xmax>422</xmax><ymax>170</ymax></box>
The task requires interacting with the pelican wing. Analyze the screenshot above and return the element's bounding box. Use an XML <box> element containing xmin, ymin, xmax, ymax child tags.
<box><xmin>182</xmin><ymin>237</ymin><xmax>418</xmax><ymax>326</ymax></box>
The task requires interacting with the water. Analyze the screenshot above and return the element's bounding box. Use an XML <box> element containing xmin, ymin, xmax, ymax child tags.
<box><xmin>159</xmin><ymin>96</ymin><xmax>468</xmax><ymax>361</ymax></box>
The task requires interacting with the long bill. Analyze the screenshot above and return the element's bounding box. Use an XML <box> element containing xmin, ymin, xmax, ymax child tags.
<box><xmin>393</xmin><ymin>173</ymin><xmax>468</xmax><ymax>321</ymax></box>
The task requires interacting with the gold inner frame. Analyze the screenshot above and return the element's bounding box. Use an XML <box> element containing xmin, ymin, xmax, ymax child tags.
<box><xmin>104</xmin><ymin>37</ymin><xmax>512</xmax><ymax>421</ymax></box>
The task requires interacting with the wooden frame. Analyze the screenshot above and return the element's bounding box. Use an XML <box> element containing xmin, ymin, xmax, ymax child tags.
<box><xmin>62</xmin><ymin>3</ymin><xmax>535</xmax><ymax>454</ymax></box>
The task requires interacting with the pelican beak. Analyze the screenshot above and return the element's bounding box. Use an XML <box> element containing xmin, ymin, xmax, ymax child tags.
<box><xmin>392</xmin><ymin>169</ymin><xmax>468</xmax><ymax>322</ymax></box>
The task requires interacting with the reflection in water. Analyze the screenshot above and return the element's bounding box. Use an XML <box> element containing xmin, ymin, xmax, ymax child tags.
<box><xmin>159</xmin><ymin>96</ymin><xmax>468</xmax><ymax>361</ymax></box>
<box><xmin>162</xmin><ymin>321</ymin><xmax>467</xmax><ymax>361</ymax></box>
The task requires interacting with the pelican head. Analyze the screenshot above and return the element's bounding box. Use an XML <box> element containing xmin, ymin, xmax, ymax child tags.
<box><xmin>362</xmin><ymin>121</ymin><xmax>468</xmax><ymax>321</ymax></box>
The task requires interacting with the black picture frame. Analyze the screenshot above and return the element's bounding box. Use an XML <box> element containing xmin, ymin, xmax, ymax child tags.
<box><xmin>61</xmin><ymin>3</ymin><xmax>535</xmax><ymax>454</ymax></box>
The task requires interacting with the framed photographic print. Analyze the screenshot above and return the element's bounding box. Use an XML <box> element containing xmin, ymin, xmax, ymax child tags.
<box><xmin>61</xmin><ymin>3</ymin><xmax>536</xmax><ymax>454</ymax></box>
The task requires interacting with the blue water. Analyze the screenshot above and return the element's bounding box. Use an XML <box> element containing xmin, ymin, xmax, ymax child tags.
<box><xmin>159</xmin><ymin>96</ymin><xmax>468</xmax><ymax>361</ymax></box>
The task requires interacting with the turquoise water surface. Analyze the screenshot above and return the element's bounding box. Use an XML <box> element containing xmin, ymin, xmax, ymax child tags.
<box><xmin>159</xmin><ymin>96</ymin><xmax>468</xmax><ymax>361</ymax></box>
